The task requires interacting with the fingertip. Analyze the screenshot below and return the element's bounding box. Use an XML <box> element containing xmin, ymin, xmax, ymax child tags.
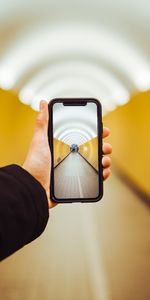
<box><xmin>103</xmin><ymin>143</ymin><xmax>112</xmax><ymax>155</ymax></box>
<box><xmin>103</xmin><ymin>168</ymin><xmax>111</xmax><ymax>180</ymax></box>
<box><xmin>103</xmin><ymin>127</ymin><xmax>110</xmax><ymax>138</ymax></box>
<box><xmin>102</xmin><ymin>156</ymin><xmax>111</xmax><ymax>168</ymax></box>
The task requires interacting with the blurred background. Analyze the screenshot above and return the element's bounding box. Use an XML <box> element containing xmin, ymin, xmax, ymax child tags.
<box><xmin>0</xmin><ymin>0</ymin><xmax>150</xmax><ymax>299</ymax></box>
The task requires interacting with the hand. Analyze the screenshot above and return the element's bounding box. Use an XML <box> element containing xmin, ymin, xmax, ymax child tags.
<box><xmin>22</xmin><ymin>100</ymin><xmax>112</xmax><ymax>209</ymax></box>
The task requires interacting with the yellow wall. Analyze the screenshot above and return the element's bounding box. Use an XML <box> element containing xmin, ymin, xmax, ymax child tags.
<box><xmin>0</xmin><ymin>89</ymin><xmax>37</xmax><ymax>167</ymax></box>
<box><xmin>54</xmin><ymin>138</ymin><xmax>70</xmax><ymax>167</ymax></box>
<box><xmin>103</xmin><ymin>90</ymin><xmax>150</xmax><ymax>197</ymax></box>
<box><xmin>1</xmin><ymin>88</ymin><xmax>150</xmax><ymax>197</ymax></box>
<box><xmin>79</xmin><ymin>137</ymin><xmax>98</xmax><ymax>170</ymax></box>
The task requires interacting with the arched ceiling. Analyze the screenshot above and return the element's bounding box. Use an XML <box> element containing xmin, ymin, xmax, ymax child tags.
<box><xmin>53</xmin><ymin>102</ymin><xmax>97</xmax><ymax>145</ymax></box>
<box><xmin>0</xmin><ymin>0</ymin><xmax>150</xmax><ymax>115</ymax></box>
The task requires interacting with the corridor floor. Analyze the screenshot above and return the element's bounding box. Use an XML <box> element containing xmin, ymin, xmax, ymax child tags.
<box><xmin>0</xmin><ymin>170</ymin><xmax>150</xmax><ymax>300</ymax></box>
<box><xmin>54</xmin><ymin>152</ymin><xmax>99</xmax><ymax>199</ymax></box>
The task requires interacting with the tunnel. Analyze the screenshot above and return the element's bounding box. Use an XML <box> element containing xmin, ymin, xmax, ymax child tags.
<box><xmin>0</xmin><ymin>0</ymin><xmax>150</xmax><ymax>299</ymax></box>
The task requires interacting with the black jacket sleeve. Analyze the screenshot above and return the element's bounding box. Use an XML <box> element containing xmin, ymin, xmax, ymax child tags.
<box><xmin>0</xmin><ymin>164</ymin><xmax>49</xmax><ymax>261</ymax></box>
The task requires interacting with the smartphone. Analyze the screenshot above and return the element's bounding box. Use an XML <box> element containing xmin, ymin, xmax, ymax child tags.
<box><xmin>48</xmin><ymin>98</ymin><xmax>103</xmax><ymax>203</ymax></box>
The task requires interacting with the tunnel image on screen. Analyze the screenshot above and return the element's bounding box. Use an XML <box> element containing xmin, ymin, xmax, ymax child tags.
<box><xmin>53</xmin><ymin>102</ymin><xmax>99</xmax><ymax>199</ymax></box>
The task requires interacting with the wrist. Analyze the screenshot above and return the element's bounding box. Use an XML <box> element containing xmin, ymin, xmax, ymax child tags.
<box><xmin>22</xmin><ymin>164</ymin><xmax>49</xmax><ymax>199</ymax></box>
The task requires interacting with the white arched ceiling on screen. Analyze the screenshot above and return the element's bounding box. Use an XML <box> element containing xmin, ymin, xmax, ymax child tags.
<box><xmin>53</xmin><ymin>104</ymin><xmax>97</xmax><ymax>145</ymax></box>
<box><xmin>0</xmin><ymin>1</ymin><xmax>150</xmax><ymax>114</ymax></box>
<box><xmin>54</xmin><ymin>121</ymin><xmax>96</xmax><ymax>140</ymax></box>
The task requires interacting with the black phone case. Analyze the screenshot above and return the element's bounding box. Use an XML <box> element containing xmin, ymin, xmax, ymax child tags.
<box><xmin>48</xmin><ymin>98</ymin><xmax>103</xmax><ymax>203</ymax></box>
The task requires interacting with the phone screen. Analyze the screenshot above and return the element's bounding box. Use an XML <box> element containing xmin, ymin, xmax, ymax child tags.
<box><xmin>50</xmin><ymin>99</ymin><xmax>102</xmax><ymax>201</ymax></box>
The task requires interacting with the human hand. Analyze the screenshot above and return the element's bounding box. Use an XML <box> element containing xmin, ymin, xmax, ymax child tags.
<box><xmin>22</xmin><ymin>100</ymin><xmax>112</xmax><ymax>209</ymax></box>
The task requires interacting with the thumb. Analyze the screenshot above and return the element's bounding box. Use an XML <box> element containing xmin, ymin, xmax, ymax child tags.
<box><xmin>35</xmin><ymin>100</ymin><xmax>49</xmax><ymax>132</ymax></box>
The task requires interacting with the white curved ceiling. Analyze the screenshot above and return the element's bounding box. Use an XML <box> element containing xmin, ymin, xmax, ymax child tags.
<box><xmin>0</xmin><ymin>0</ymin><xmax>150</xmax><ymax>115</ymax></box>
<box><xmin>53</xmin><ymin>102</ymin><xmax>97</xmax><ymax>145</ymax></box>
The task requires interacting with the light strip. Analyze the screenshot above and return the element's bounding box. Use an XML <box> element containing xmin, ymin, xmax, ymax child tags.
<box><xmin>0</xmin><ymin>23</ymin><xmax>150</xmax><ymax>92</ymax></box>
<box><xmin>62</xmin><ymin>133</ymin><xmax>88</xmax><ymax>146</ymax></box>
<box><xmin>58</xmin><ymin>130</ymin><xmax>92</xmax><ymax>145</ymax></box>
<box><xmin>24</xmin><ymin>61</ymin><xmax>129</xmax><ymax>112</ymax></box>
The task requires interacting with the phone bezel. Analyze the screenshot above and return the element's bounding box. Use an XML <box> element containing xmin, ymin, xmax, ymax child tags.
<box><xmin>48</xmin><ymin>98</ymin><xmax>103</xmax><ymax>203</ymax></box>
